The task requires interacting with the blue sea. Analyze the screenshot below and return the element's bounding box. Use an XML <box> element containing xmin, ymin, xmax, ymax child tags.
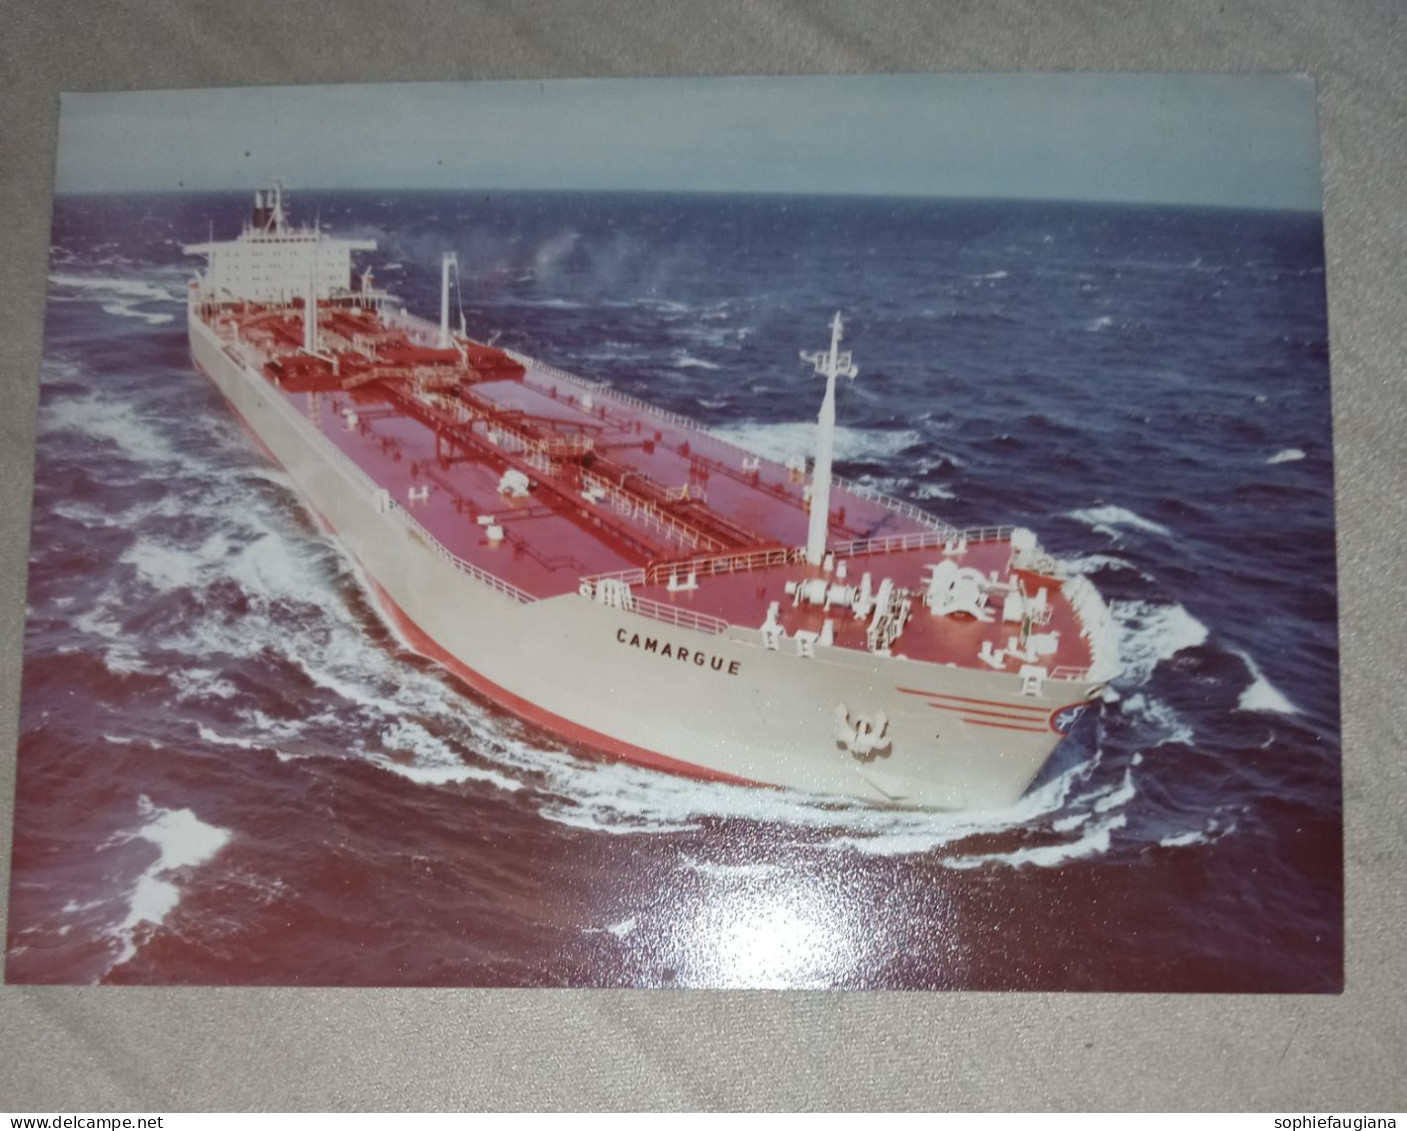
<box><xmin>7</xmin><ymin>190</ymin><xmax>1341</xmax><ymax>989</ymax></box>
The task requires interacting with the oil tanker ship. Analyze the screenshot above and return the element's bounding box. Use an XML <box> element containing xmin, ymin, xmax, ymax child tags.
<box><xmin>182</xmin><ymin>186</ymin><xmax>1120</xmax><ymax>809</ymax></box>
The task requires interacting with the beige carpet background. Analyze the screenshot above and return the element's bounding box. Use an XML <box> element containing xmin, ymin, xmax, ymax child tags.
<box><xmin>1</xmin><ymin>0</ymin><xmax>1404</xmax><ymax>1111</ymax></box>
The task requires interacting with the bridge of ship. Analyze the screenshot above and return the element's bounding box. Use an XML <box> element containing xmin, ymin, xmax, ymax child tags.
<box><xmin>202</xmin><ymin>295</ymin><xmax>1094</xmax><ymax>679</ymax></box>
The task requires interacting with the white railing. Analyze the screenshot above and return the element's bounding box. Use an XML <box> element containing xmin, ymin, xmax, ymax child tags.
<box><xmin>392</xmin><ymin>503</ymin><xmax>535</xmax><ymax>604</ymax></box>
<box><xmin>580</xmin><ymin>567</ymin><xmax>648</xmax><ymax>588</ymax></box>
<box><xmin>960</xmin><ymin>524</ymin><xmax>1017</xmax><ymax>545</ymax></box>
<box><xmin>576</xmin><ymin>578</ymin><xmax>730</xmax><ymax>636</ymax></box>
<box><xmin>828</xmin><ymin>473</ymin><xmax>954</xmax><ymax>534</ymax></box>
<box><xmin>513</xmin><ymin>355</ymin><xmax>706</xmax><ymax>433</ymax></box>
<box><xmin>642</xmin><ymin>545</ymin><xmax>804</xmax><ymax>585</ymax></box>
<box><xmin>833</xmin><ymin>529</ymin><xmax>952</xmax><ymax>559</ymax></box>
<box><xmin>831</xmin><ymin>523</ymin><xmax>1014</xmax><ymax>561</ymax></box>
<box><xmin>630</xmin><ymin>596</ymin><xmax>729</xmax><ymax>636</ymax></box>
<box><xmin>579</xmin><ymin>469</ymin><xmax>721</xmax><ymax>552</ymax></box>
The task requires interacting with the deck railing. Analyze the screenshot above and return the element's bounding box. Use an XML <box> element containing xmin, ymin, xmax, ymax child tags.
<box><xmin>828</xmin><ymin>473</ymin><xmax>955</xmax><ymax>534</ymax></box>
<box><xmin>391</xmin><ymin>503</ymin><xmax>535</xmax><ymax>604</ymax></box>
<box><xmin>630</xmin><ymin>596</ymin><xmax>730</xmax><ymax>636</ymax></box>
<box><xmin>642</xmin><ymin>545</ymin><xmax>805</xmax><ymax>586</ymax></box>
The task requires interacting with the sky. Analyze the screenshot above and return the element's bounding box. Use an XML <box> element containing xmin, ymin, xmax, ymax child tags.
<box><xmin>56</xmin><ymin>73</ymin><xmax>1322</xmax><ymax>211</ymax></box>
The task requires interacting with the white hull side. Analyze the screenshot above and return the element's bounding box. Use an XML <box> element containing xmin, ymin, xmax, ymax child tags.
<box><xmin>190</xmin><ymin>312</ymin><xmax>1098</xmax><ymax>809</ymax></box>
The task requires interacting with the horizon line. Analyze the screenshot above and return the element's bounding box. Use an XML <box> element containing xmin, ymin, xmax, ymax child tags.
<box><xmin>51</xmin><ymin>184</ymin><xmax>1323</xmax><ymax>216</ymax></box>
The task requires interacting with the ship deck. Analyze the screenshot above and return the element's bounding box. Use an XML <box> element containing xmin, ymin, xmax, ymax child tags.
<box><xmin>198</xmin><ymin>295</ymin><xmax>1095</xmax><ymax>678</ymax></box>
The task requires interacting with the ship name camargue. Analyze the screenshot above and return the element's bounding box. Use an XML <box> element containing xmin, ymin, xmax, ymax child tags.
<box><xmin>614</xmin><ymin>628</ymin><xmax>742</xmax><ymax>675</ymax></box>
<box><xmin>181</xmin><ymin>185</ymin><xmax>1124</xmax><ymax>809</ymax></box>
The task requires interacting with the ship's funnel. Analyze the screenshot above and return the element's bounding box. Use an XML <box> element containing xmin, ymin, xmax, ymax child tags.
<box><xmin>800</xmin><ymin>313</ymin><xmax>858</xmax><ymax>566</ymax></box>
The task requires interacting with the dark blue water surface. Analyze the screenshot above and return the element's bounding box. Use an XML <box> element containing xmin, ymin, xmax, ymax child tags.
<box><xmin>8</xmin><ymin>191</ymin><xmax>1340</xmax><ymax>990</ymax></box>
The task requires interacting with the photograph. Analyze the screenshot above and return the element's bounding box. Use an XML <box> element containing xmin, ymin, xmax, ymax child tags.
<box><xmin>5</xmin><ymin>73</ymin><xmax>1341</xmax><ymax>990</ymax></box>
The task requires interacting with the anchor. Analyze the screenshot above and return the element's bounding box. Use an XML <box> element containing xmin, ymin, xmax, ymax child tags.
<box><xmin>833</xmin><ymin>703</ymin><xmax>892</xmax><ymax>760</ymax></box>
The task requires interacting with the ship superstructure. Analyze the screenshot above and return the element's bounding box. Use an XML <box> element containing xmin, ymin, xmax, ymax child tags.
<box><xmin>183</xmin><ymin>188</ymin><xmax>1119</xmax><ymax>809</ymax></box>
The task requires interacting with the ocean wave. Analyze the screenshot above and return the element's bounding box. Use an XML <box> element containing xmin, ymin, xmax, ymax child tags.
<box><xmin>1157</xmin><ymin>815</ymin><xmax>1236</xmax><ymax>849</ymax></box>
<box><xmin>1267</xmin><ymin>448</ymin><xmax>1306</xmax><ymax>465</ymax></box>
<box><xmin>710</xmin><ymin>421</ymin><xmax>923</xmax><ymax>466</ymax></box>
<box><xmin>1230</xmin><ymin>648</ymin><xmax>1299</xmax><ymax>715</ymax></box>
<box><xmin>1065</xmin><ymin>553</ymin><xmax>1145</xmax><ymax>578</ymax></box>
<box><xmin>942</xmin><ymin>812</ymin><xmax>1127</xmax><ymax>870</ymax></box>
<box><xmin>1119</xmin><ymin>692</ymin><xmax>1194</xmax><ymax>746</ymax></box>
<box><xmin>1112</xmin><ymin>599</ymin><xmax>1209</xmax><ymax>687</ymax></box>
<box><xmin>537</xmin><ymin>733</ymin><xmax>1136</xmax><ymax>864</ymax></box>
<box><xmin>1067</xmin><ymin>505</ymin><xmax>1171</xmax><ymax>540</ymax></box>
<box><xmin>100</xmin><ymin>301</ymin><xmax>176</xmax><ymax>326</ymax></box>
<box><xmin>672</xmin><ymin>352</ymin><xmax>721</xmax><ymax>371</ymax></box>
<box><xmin>371</xmin><ymin>719</ymin><xmax>524</xmax><ymax>793</ymax></box>
<box><xmin>48</xmin><ymin>272</ymin><xmax>183</xmax><ymax>304</ymax></box>
<box><xmin>106</xmin><ymin>795</ymin><xmax>231</xmax><ymax>967</ymax></box>
<box><xmin>42</xmin><ymin>394</ymin><xmax>182</xmax><ymax>464</ymax></box>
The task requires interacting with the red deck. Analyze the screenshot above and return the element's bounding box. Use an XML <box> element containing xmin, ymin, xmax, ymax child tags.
<box><xmin>202</xmin><ymin>296</ymin><xmax>1093</xmax><ymax>677</ymax></box>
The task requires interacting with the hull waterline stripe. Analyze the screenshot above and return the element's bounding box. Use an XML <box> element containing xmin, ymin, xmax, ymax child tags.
<box><xmin>896</xmin><ymin>687</ymin><xmax>1048</xmax><ymax>714</ymax></box>
<box><xmin>921</xmin><ymin>701</ymin><xmax>1059</xmax><ymax>724</ymax></box>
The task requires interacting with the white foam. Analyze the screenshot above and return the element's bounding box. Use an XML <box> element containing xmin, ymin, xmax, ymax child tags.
<box><xmin>1067</xmin><ymin>505</ymin><xmax>1171</xmax><ymax>539</ymax></box>
<box><xmin>711</xmin><ymin>421</ymin><xmax>922</xmax><ymax>466</ymax></box>
<box><xmin>109</xmin><ymin>796</ymin><xmax>230</xmax><ymax>966</ymax></box>
<box><xmin>1119</xmin><ymin>692</ymin><xmax>1194</xmax><ymax>745</ymax></box>
<box><xmin>1092</xmin><ymin>766</ymin><xmax>1136</xmax><ymax>813</ymax></box>
<box><xmin>1066</xmin><ymin>553</ymin><xmax>1141</xmax><ymax>577</ymax></box>
<box><xmin>1267</xmin><ymin>448</ymin><xmax>1306</xmax><ymax>465</ymax></box>
<box><xmin>42</xmin><ymin>395</ymin><xmax>181</xmax><ymax>463</ymax></box>
<box><xmin>196</xmin><ymin>725</ymin><xmax>259</xmax><ymax>749</ymax></box>
<box><xmin>912</xmin><ymin>484</ymin><xmax>957</xmax><ymax>501</ymax></box>
<box><xmin>975</xmin><ymin>270</ymin><xmax>1009</xmax><ymax>280</ymax></box>
<box><xmin>100</xmin><ymin>300</ymin><xmax>176</xmax><ymax>326</ymax></box>
<box><xmin>1051</xmin><ymin>812</ymin><xmax>1091</xmax><ymax>833</ymax></box>
<box><xmin>49</xmin><ymin>272</ymin><xmax>182</xmax><ymax>304</ymax></box>
<box><xmin>1086</xmin><ymin>315</ymin><xmax>1115</xmax><ymax>331</ymax></box>
<box><xmin>673</xmin><ymin>352</ymin><xmax>721</xmax><ymax>371</ymax></box>
<box><xmin>1113</xmin><ymin>600</ymin><xmax>1209</xmax><ymax>687</ymax></box>
<box><xmin>942</xmin><ymin>813</ymin><xmax>1127</xmax><ymax>870</ymax></box>
<box><xmin>1231</xmin><ymin>648</ymin><xmax>1299</xmax><ymax>715</ymax></box>
<box><xmin>100</xmin><ymin>648</ymin><xmax>156</xmax><ymax>676</ymax></box>
<box><xmin>1158</xmin><ymin>830</ymin><xmax>1206</xmax><ymax>848</ymax></box>
<box><xmin>121</xmin><ymin>533</ymin><xmax>232</xmax><ymax>591</ymax></box>
<box><xmin>373</xmin><ymin>719</ymin><xmax>524</xmax><ymax>793</ymax></box>
<box><xmin>170</xmin><ymin>669</ymin><xmax>239</xmax><ymax>702</ymax></box>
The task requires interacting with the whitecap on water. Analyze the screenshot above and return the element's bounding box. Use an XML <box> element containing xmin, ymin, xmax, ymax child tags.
<box><xmin>1267</xmin><ymin>448</ymin><xmax>1306</xmax><ymax>465</ymax></box>
<box><xmin>1066</xmin><ymin>504</ymin><xmax>1171</xmax><ymax>540</ymax></box>
<box><xmin>42</xmin><ymin>394</ymin><xmax>182</xmax><ymax>464</ymax></box>
<box><xmin>1111</xmin><ymin>599</ymin><xmax>1209</xmax><ymax>687</ymax></box>
<box><xmin>672</xmin><ymin>351</ymin><xmax>721</xmax><ymax>371</ymax></box>
<box><xmin>710</xmin><ymin>421</ymin><xmax>924</xmax><ymax>466</ymax></box>
<box><xmin>106</xmin><ymin>795</ymin><xmax>231</xmax><ymax>967</ymax></box>
<box><xmin>1230</xmin><ymin>648</ymin><xmax>1299</xmax><ymax>715</ymax></box>
<box><xmin>48</xmin><ymin>272</ymin><xmax>183</xmax><ymax>304</ymax></box>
